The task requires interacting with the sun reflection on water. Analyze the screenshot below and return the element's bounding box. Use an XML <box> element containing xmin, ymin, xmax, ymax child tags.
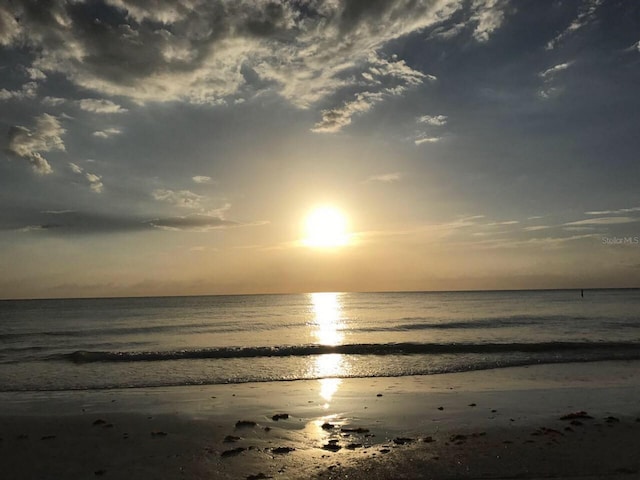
<box><xmin>310</xmin><ymin>292</ymin><xmax>347</xmax><ymax>408</ymax></box>
<box><xmin>311</xmin><ymin>292</ymin><xmax>344</xmax><ymax>346</ymax></box>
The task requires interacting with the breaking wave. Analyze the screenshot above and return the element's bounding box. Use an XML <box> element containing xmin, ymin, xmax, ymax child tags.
<box><xmin>61</xmin><ymin>341</ymin><xmax>640</xmax><ymax>364</ymax></box>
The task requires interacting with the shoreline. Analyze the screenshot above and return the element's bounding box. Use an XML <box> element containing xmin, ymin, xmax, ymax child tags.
<box><xmin>2</xmin><ymin>360</ymin><xmax>640</xmax><ymax>479</ymax></box>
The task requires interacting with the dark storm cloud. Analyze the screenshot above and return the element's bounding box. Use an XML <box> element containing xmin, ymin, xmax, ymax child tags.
<box><xmin>5</xmin><ymin>210</ymin><xmax>146</xmax><ymax>234</ymax></box>
<box><xmin>148</xmin><ymin>214</ymin><xmax>238</xmax><ymax>230</ymax></box>
<box><xmin>4</xmin><ymin>210</ymin><xmax>245</xmax><ymax>234</ymax></box>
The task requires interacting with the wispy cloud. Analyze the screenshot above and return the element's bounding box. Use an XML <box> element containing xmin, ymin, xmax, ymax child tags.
<box><xmin>0</xmin><ymin>82</ymin><xmax>37</xmax><ymax>101</ymax></box>
<box><xmin>524</xmin><ymin>225</ymin><xmax>551</xmax><ymax>231</ymax></box>
<box><xmin>418</xmin><ymin>115</ymin><xmax>448</xmax><ymax>126</ymax></box>
<box><xmin>42</xmin><ymin>96</ymin><xmax>66</xmax><ymax>106</ymax></box>
<box><xmin>6</xmin><ymin>114</ymin><xmax>65</xmax><ymax>175</ymax></box>
<box><xmin>475</xmin><ymin>233</ymin><xmax>601</xmax><ymax>250</ymax></box>
<box><xmin>78</xmin><ymin>98</ymin><xmax>128</xmax><ymax>114</ymax></box>
<box><xmin>564</xmin><ymin>216</ymin><xmax>639</xmax><ymax>226</ymax></box>
<box><xmin>192</xmin><ymin>175</ymin><xmax>213</xmax><ymax>184</ymax></box>
<box><xmin>415</xmin><ymin>113</ymin><xmax>447</xmax><ymax>144</ymax></box>
<box><xmin>546</xmin><ymin>0</ymin><xmax>602</xmax><ymax>50</ymax></box>
<box><xmin>152</xmin><ymin>189</ymin><xmax>203</xmax><ymax>209</ymax></box>
<box><xmin>539</xmin><ymin>62</ymin><xmax>573</xmax><ymax>98</ymax></box>
<box><xmin>148</xmin><ymin>214</ymin><xmax>238</xmax><ymax>231</ymax></box>
<box><xmin>414</xmin><ymin>136</ymin><xmax>442</xmax><ymax>145</ymax></box>
<box><xmin>539</xmin><ymin>62</ymin><xmax>573</xmax><ymax>79</ymax></box>
<box><xmin>92</xmin><ymin>128</ymin><xmax>122</xmax><ymax>139</ymax></box>
<box><xmin>470</xmin><ymin>0</ymin><xmax>510</xmax><ymax>43</ymax></box>
<box><xmin>585</xmin><ymin>207</ymin><xmax>640</xmax><ymax>215</ymax></box>
<box><xmin>68</xmin><ymin>162</ymin><xmax>103</xmax><ymax>193</ymax></box>
<box><xmin>312</xmin><ymin>92</ymin><xmax>384</xmax><ymax>133</ymax></box>
<box><xmin>365</xmin><ymin>172</ymin><xmax>403</xmax><ymax>183</ymax></box>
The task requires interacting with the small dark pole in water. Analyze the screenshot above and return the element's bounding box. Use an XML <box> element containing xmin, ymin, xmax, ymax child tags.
<box><xmin>581</xmin><ymin>289</ymin><xmax>584</xmax><ymax>298</ymax></box>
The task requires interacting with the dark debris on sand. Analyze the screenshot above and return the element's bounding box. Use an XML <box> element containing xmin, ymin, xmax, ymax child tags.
<box><xmin>271</xmin><ymin>413</ymin><xmax>289</xmax><ymax>421</ymax></box>
<box><xmin>560</xmin><ymin>411</ymin><xmax>594</xmax><ymax>420</ymax></box>
<box><xmin>223</xmin><ymin>435</ymin><xmax>241</xmax><ymax>443</ymax></box>
<box><xmin>393</xmin><ymin>437</ymin><xmax>414</xmax><ymax>445</ymax></box>
<box><xmin>246</xmin><ymin>473</ymin><xmax>272</xmax><ymax>480</ymax></box>
<box><xmin>271</xmin><ymin>446</ymin><xmax>295</xmax><ymax>454</ymax></box>
<box><xmin>341</xmin><ymin>427</ymin><xmax>369</xmax><ymax>433</ymax></box>
<box><xmin>235</xmin><ymin>420</ymin><xmax>257</xmax><ymax>428</ymax></box>
<box><xmin>221</xmin><ymin>447</ymin><xmax>246</xmax><ymax>457</ymax></box>
<box><xmin>322</xmin><ymin>440</ymin><xmax>342</xmax><ymax>452</ymax></box>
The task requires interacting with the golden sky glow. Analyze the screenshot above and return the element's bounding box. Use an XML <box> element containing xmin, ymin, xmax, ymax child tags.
<box><xmin>1</xmin><ymin>1</ymin><xmax>639</xmax><ymax>299</ymax></box>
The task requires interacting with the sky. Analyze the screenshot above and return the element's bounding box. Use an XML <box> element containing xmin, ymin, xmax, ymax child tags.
<box><xmin>1</xmin><ymin>0</ymin><xmax>639</xmax><ymax>299</ymax></box>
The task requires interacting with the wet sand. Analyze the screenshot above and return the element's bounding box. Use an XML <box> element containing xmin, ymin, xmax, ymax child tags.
<box><xmin>1</xmin><ymin>361</ymin><xmax>639</xmax><ymax>479</ymax></box>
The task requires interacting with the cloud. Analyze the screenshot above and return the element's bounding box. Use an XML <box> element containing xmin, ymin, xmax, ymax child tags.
<box><xmin>414</xmin><ymin>136</ymin><xmax>442</xmax><ymax>145</ymax></box>
<box><xmin>68</xmin><ymin>162</ymin><xmax>104</xmax><ymax>193</ymax></box>
<box><xmin>0</xmin><ymin>1</ymin><xmax>508</xmax><ymax>132</ymax></box>
<box><xmin>25</xmin><ymin>67</ymin><xmax>46</xmax><ymax>80</ymax></box>
<box><xmin>486</xmin><ymin>220</ymin><xmax>519</xmax><ymax>226</ymax></box>
<box><xmin>564</xmin><ymin>217</ymin><xmax>639</xmax><ymax>226</ymax></box>
<box><xmin>470</xmin><ymin>0</ymin><xmax>509</xmax><ymax>43</ymax></box>
<box><xmin>0</xmin><ymin>6</ymin><xmax>20</xmax><ymax>46</ymax></box>
<box><xmin>477</xmin><ymin>233</ymin><xmax>601</xmax><ymax>250</ymax></box>
<box><xmin>68</xmin><ymin>162</ymin><xmax>83</xmax><ymax>175</ymax></box>
<box><xmin>85</xmin><ymin>174</ymin><xmax>104</xmax><ymax>193</ymax></box>
<box><xmin>6</xmin><ymin>114</ymin><xmax>66</xmax><ymax>175</ymax></box>
<box><xmin>524</xmin><ymin>225</ymin><xmax>551</xmax><ymax>232</ymax></box>
<box><xmin>8</xmin><ymin>211</ymin><xmax>145</xmax><ymax>234</ymax></box>
<box><xmin>148</xmin><ymin>213</ymin><xmax>238</xmax><ymax>231</ymax></box>
<box><xmin>539</xmin><ymin>62</ymin><xmax>573</xmax><ymax>98</ymax></box>
<box><xmin>415</xmin><ymin>113</ymin><xmax>447</xmax><ymax>144</ymax></box>
<box><xmin>539</xmin><ymin>62</ymin><xmax>573</xmax><ymax>79</ymax></box>
<box><xmin>152</xmin><ymin>188</ymin><xmax>203</xmax><ymax>208</ymax></box>
<box><xmin>312</xmin><ymin>91</ymin><xmax>384</xmax><ymax>133</ymax></box>
<box><xmin>6</xmin><ymin>209</ymin><xmax>253</xmax><ymax>235</ymax></box>
<box><xmin>192</xmin><ymin>175</ymin><xmax>213</xmax><ymax>184</ymax></box>
<box><xmin>42</xmin><ymin>96</ymin><xmax>66</xmax><ymax>106</ymax></box>
<box><xmin>546</xmin><ymin>0</ymin><xmax>602</xmax><ymax>50</ymax></box>
<box><xmin>78</xmin><ymin>98</ymin><xmax>128</xmax><ymax>114</ymax></box>
<box><xmin>92</xmin><ymin>128</ymin><xmax>123</xmax><ymax>139</ymax></box>
<box><xmin>365</xmin><ymin>172</ymin><xmax>402</xmax><ymax>183</ymax></box>
<box><xmin>0</xmin><ymin>82</ymin><xmax>38</xmax><ymax>101</ymax></box>
<box><xmin>311</xmin><ymin>51</ymin><xmax>437</xmax><ymax>133</ymax></box>
<box><xmin>585</xmin><ymin>207</ymin><xmax>640</xmax><ymax>215</ymax></box>
<box><xmin>418</xmin><ymin>114</ymin><xmax>448</xmax><ymax>126</ymax></box>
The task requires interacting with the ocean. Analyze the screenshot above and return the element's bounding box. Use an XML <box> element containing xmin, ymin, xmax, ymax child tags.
<box><xmin>1</xmin><ymin>289</ymin><xmax>639</xmax><ymax>392</ymax></box>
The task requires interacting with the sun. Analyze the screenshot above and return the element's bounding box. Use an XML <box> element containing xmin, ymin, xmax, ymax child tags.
<box><xmin>303</xmin><ymin>206</ymin><xmax>350</xmax><ymax>248</ymax></box>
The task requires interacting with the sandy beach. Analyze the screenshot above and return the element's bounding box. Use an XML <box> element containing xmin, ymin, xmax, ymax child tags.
<box><xmin>2</xmin><ymin>361</ymin><xmax>639</xmax><ymax>479</ymax></box>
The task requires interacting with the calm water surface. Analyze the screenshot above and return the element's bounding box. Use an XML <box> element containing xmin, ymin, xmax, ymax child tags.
<box><xmin>0</xmin><ymin>289</ymin><xmax>639</xmax><ymax>391</ymax></box>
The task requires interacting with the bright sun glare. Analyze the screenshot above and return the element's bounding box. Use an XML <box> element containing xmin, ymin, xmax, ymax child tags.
<box><xmin>303</xmin><ymin>206</ymin><xmax>350</xmax><ymax>248</ymax></box>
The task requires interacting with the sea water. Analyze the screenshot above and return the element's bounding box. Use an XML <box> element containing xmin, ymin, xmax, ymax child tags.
<box><xmin>1</xmin><ymin>289</ymin><xmax>639</xmax><ymax>392</ymax></box>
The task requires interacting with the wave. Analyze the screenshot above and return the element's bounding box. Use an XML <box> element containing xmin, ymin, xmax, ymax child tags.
<box><xmin>0</xmin><ymin>323</ymin><xmax>246</xmax><ymax>340</ymax></box>
<box><xmin>61</xmin><ymin>341</ymin><xmax>640</xmax><ymax>364</ymax></box>
<box><xmin>356</xmin><ymin>315</ymin><xmax>595</xmax><ymax>332</ymax></box>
